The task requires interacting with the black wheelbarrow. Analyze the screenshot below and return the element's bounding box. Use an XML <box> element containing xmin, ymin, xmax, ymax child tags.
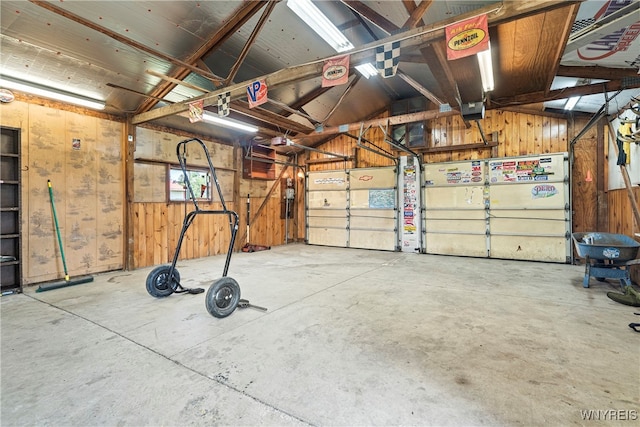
<box><xmin>145</xmin><ymin>138</ymin><xmax>241</xmax><ymax>318</ymax></box>
<box><xmin>572</xmin><ymin>232</ymin><xmax>640</xmax><ymax>290</ymax></box>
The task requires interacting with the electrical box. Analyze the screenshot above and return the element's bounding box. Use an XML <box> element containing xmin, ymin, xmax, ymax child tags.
<box><xmin>461</xmin><ymin>102</ymin><xmax>485</xmax><ymax>121</ymax></box>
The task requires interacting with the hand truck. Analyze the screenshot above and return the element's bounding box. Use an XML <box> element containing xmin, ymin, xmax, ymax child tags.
<box><xmin>145</xmin><ymin>138</ymin><xmax>242</xmax><ymax>318</ymax></box>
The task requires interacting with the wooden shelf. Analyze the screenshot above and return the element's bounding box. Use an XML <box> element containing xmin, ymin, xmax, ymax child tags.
<box><xmin>243</xmin><ymin>145</ymin><xmax>276</xmax><ymax>180</ymax></box>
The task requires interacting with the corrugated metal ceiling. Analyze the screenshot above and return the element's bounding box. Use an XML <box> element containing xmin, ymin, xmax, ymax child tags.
<box><xmin>1</xmin><ymin>1</ymin><xmax>639</xmax><ymax>146</ymax></box>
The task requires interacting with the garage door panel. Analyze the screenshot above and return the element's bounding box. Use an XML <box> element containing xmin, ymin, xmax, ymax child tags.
<box><xmin>308</xmin><ymin>191</ymin><xmax>347</xmax><ymax>209</ymax></box>
<box><xmin>308</xmin><ymin>171</ymin><xmax>347</xmax><ymax>190</ymax></box>
<box><xmin>490</xmin><ymin>216</ymin><xmax>567</xmax><ymax>235</ymax></box>
<box><xmin>350</xmin><ymin>188</ymin><xmax>396</xmax><ymax>209</ymax></box>
<box><xmin>425</xmin><ymin>233</ymin><xmax>487</xmax><ymax>257</ymax></box>
<box><xmin>350</xmin><ymin>230</ymin><xmax>396</xmax><ymax>250</ymax></box>
<box><xmin>425</xmin><ymin>210</ymin><xmax>485</xmax><ymax>220</ymax></box>
<box><xmin>425</xmin><ymin>219</ymin><xmax>486</xmax><ymax>234</ymax></box>
<box><xmin>350</xmin><ymin>212</ymin><xmax>395</xmax><ymax>229</ymax></box>
<box><xmin>308</xmin><ymin>228</ymin><xmax>348</xmax><ymax>247</ymax></box>
<box><xmin>307</xmin><ymin>216</ymin><xmax>347</xmax><ymax>228</ymax></box>
<box><xmin>490</xmin><ymin>235</ymin><xmax>568</xmax><ymax>262</ymax></box>
<box><xmin>425</xmin><ymin>186</ymin><xmax>485</xmax><ymax>209</ymax></box>
<box><xmin>350</xmin><ymin>167</ymin><xmax>396</xmax><ymax>189</ymax></box>
<box><xmin>490</xmin><ymin>183</ymin><xmax>566</xmax><ymax>209</ymax></box>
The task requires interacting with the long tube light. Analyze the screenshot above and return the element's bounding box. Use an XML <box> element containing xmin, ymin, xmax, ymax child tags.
<box><xmin>287</xmin><ymin>0</ymin><xmax>354</xmax><ymax>53</ymax></box>
<box><xmin>564</xmin><ymin>96</ymin><xmax>580</xmax><ymax>111</ymax></box>
<box><xmin>477</xmin><ymin>44</ymin><xmax>494</xmax><ymax>93</ymax></box>
<box><xmin>0</xmin><ymin>74</ymin><xmax>105</xmax><ymax>110</ymax></box>
<box><xmin>202</xmin><ymin>111</ymin><xmax>258</xmax><ymax>133</ymax></box>
<box><xmin>355</xmin><ymin>63</ymin><xmax>378</xmax><ymax>79</ymax></box>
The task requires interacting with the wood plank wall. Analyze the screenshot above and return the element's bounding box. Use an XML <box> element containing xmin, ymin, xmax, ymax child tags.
<box><xmin>132</xmin><ymin>201</ymin><xmax>236</xmax><ymax>269</ymax></box>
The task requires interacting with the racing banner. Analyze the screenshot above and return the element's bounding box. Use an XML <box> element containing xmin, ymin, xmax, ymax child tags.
<box><xmin>446</xmin><ymin>13</ymin><xmax>489</xmax><ymax>60</ymax></box>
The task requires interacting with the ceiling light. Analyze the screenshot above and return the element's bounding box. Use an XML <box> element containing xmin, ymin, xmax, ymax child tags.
<box><xmin>355</xmin><ymin>63</ymin><xmax>378</xmax><ymax>79</ymax></box>
<box><xmin>202</xmin><ymin>111</ymin><xmax>258</xmax><ymax>133</ymax></box>
<box><xmin>0</xmin><ymin>74</ymin><xmax>105</xmax><ymax>110</ymax></box>
<box><xmin>477</xmin><ymin>44</ymin><xmax>494</xmax><ymax>93</ymax></box>
<box><xmin>287</xmin><ymin>0</ymin><xmax>354</xmax><ymax>53</ymax></box>
<box><xmin>564</xmin><ymin>96</ymin><xmax>580</xmax><ymax>111</ymax></box>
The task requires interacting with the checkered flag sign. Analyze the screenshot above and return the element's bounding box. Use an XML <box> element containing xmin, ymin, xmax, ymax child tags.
<box><xmin>217</xmin><ymin>91</ymin><xmax>231</xmax><ymax>117</ymax></box>
<box><xmin>376</xmin><ymin>41</ymin><xmax>400</xmax><ymax>78</ymax></box>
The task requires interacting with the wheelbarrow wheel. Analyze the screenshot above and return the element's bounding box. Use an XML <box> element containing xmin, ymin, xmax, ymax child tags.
<box><xmin>205</xmin><ymin>277</ymin><xmax>241</xmax><ymax>318</ymax></box>
<box><xmin>146</xmin><ymin>265</ymin><xmax>180</xmax><ymax>298</ymax></box>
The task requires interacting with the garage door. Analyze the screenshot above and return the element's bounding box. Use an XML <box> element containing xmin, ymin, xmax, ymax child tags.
<box><xmin>306</xmin><ymin>170</ymin><xmax>348</xmax><ymax>247</ymax></box>
<box><xmin>306</xmin><ymin>167</ymin><xmax>397</xmax><ymax>251</ymax></box>
<box><xmin>422</xmin><ymin>153</ymin><xmax>570</xmax><ymax>263</ymax></box>
<box><xmin>488</xmin><ymin>154</ymin><xmax>570</xmax><ymax>262</ymax></box>
<box><xmin>423</xmin><ymin>160</ymin><xmax>488</xmax><ymax>257</ymax></box>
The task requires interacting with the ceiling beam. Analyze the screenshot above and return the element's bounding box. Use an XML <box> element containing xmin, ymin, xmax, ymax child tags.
<box><xmin>341</xmin><ymin>1</ymin><xmax>398</xmax><ymax>33</ymax></box>
<box><xmin>224</xmin><ymin>0</ymin><xmax>278</xmax><ymax>86</ymax></box>
<box><xmin>138</xmin><ymin>1</ymin><xmax>268</xmax><ymax>113</ymax></box>
<box><xmin>491</xmin><ymin>78</ymin><xmax>640</xmax><ymax>107</ymax></box>
<box><xmin>402</xmin><ymin>0</ymin><xmax>434</xmax><ymax>29</ymax></box>
<box><xmin>132</xmin><ymin>0</ymin><xmax>581</xmax><ymax>126</ymax></box>
<box><xmin>306</xmin><ymin>108</ymin><xmax>459</xmax><ymax>137</ymax></box>
<box><xmin>557</xmin><ymin>65</ymin><xmax>640</xmax><ymax>80</ymax></box>
<box><xmin>231</xmin><ymin>101</ymin><xmax>316</xmax><ymax>134</ymax></box>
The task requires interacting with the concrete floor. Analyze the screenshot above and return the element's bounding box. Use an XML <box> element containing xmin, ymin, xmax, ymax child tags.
<box><xmin>1</xmin><ymin>244</ymin><xmax>638</xmax><ymax>426</ymax></box>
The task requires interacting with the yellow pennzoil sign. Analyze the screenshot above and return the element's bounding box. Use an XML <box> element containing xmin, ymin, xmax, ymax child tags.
<box><xmin>446</xmin><ymin>14</ymin><xmax>489</xmax><ymax>60</ymax></box>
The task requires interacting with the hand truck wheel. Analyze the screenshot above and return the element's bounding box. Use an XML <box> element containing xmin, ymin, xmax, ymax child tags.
<box><xmin>205</xmin><ymin>277</ymin><xmax>241</xmax><ymax>318</ymax></box>
<box><xmin>146</xmin><ymin>265</ymin><xmax>181</xmax><ymax>298</ymax></box>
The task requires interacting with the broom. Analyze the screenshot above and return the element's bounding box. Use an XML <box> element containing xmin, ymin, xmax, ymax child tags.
<box><xmin>36</xmin><ymin>180</ymin><xmax>94</xmax><ymax>292</ymax></box>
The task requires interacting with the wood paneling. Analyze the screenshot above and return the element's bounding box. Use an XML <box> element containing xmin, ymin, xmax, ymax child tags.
<box><xmin>608</xmin><ymin>187</ymin><xmax>640</xmax><ymax>284</ymax></box>
<box><xmin>1</xmin><ymin>100</ymin><xmax>124</xmax><ymax>285</ymax></box>
<box><xmin>132</xmin><ymin>201</ymin><xmax>238</xmax><ymax>269</ymax></box>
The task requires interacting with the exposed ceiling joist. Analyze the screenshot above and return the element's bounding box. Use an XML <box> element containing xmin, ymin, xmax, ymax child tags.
<box><xmin>307</xmin><ymin>108</ymin><xmax>459</xmax><ymax>137</ymax></box>
<box><xmin>224</xmin><ymin>0</ymin><xmax>278</xmax><ymax>86</ymax></box>
<box><xmin>138</xmin><ymin>1</ymin><xmax>268</xmax><ymax>113</ymax></box>
<box><xmin>402</xmin><ymin>0</ymin><xmax>434</xmax><ymax>29</ymax></box>
<box><xmin>557</xmin><ymin>65</ymin><xmax>640</xmax><ymax>80</ymax></box>
<box><xmin>492</xmin><ymin>78</ymin><xmax>640</xmax><ymax>107</ymax></box>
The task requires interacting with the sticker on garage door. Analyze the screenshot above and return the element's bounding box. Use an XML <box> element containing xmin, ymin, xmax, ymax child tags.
<box><xmin>531</xmin><ymin>184</ymin><xmax>557</xmax><ymax>199</ymax></box>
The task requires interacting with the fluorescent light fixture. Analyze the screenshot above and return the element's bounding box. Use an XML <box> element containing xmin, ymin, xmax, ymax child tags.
<box><xmin>202</xmin><ymin>111</ymin><xmax>258</xmax><ymax>133</ymax></box>
<box><xmin>355</xmin><ymin>63</ymin><xmax>378</xmax><ymax>78</ymax></box>
<box><xmin>564</xmin><ymin>96</ymin><xmax>580</xmax><ymax>111</ymax></box>
<box><xmin>287</xmin><ymin>0</ymin><xmax>354</xmax><ymax>53</ymax></box>
<box><xmin>0</xmin><ymin>74</ymin><xmax>105</xmax><ymax>110</ymax></box>
<box><xmin>477</xmin><ymin>44</ymin><xmax>494</xmax><ymax>93</ymax></box>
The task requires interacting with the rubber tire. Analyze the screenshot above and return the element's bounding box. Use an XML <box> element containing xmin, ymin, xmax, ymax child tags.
<box><xmin>146</xmin><ymin>265</ymin><xmax>180</xmax><ymax>298</ymax></box>
<box><xmin>205</xmin><ymin>277</ymin><xmax>240</xmax><ymax>318</ymax></box>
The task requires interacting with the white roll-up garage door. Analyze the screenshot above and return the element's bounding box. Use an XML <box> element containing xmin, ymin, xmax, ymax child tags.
<box><xmin>422</xmin><ymin>153</ymin><xmax>570</xmax><ymax>263</ymax></box>
<box><xmin>306</xmin><ymin>170</ymin><xmax>349</xmax><ymax>247</ymax></box>
<box><xmin>423</xmin><ymin>160</ymin><xmax>488</xmax><ymax>257</ymax></box>
<box><xmin>306</xmin><ymin>167</ymin><xmax>397</xmax><ymax>251</ymax></box>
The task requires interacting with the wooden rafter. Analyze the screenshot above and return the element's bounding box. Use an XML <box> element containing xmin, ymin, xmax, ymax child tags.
<box><xmin>491</xmin><ymin>79</ymin><xmax>640</xmax><ymax>108</ymax></box>
<box><xmin>402</xmin><ymin>0</ymin><xmax>434</xmax><ymax>29</ymax></box>
<box><xmin>224</xmin><ymin>0</ymin><xmax>278</xmax><ymax>86</ymax></box>
<box><xmin>137</xmin><ymin>1</ymin><xmax>268</xmax><ymax>114</ymax></box>
<box><xmin>557</xmin><ymin>65</ymin><xmax>640</xmax><ymax>80</ymax></box>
